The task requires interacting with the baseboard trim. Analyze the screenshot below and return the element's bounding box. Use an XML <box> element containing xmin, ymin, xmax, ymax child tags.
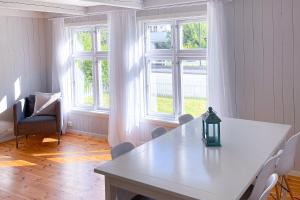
<box><xmin>0</xmin><ymin>135</ymin><xmax>15</xmax><ymax>143</ymax></box>
<box><xmin>289</xmin><ymin>170</ymin><xmax>300</xmax><ymax>177</ymax></box>
<box><xmin>67</xmin><ymin>129</ymin><xmax>107</xmax><ymax>140</ymax></box>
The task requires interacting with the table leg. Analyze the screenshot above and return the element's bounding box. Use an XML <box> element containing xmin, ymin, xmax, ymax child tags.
<box><xmin>105</xmin><ymin>176</ymin><xmax>117</xmax><ymax>200</ymax></box>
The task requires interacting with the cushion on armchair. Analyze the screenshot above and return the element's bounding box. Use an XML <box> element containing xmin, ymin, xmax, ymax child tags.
<box><xmin>32</xmin><ymin>92</ymin><xmax>61</xmax><ymax>116</ymax></box>
<box><xmin>24</xmin><ymin>95</ymin><xmax>35</xmax><ymax>117</ymax></box>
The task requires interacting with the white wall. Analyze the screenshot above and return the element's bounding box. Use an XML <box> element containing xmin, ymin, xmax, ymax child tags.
<box><xmin>67</xmin><ymin>111</ymin><xmax>109</xmax><ymax>136</ymax></box>
<box><xmin>232</xmin><ymin>0</ymin><xmax>300</xmax><ymax>171</ymax></box>
<box><xmin>0</xmin><ymin>11</ymin><xmax>47</xmax><ymax>123</ymax></box>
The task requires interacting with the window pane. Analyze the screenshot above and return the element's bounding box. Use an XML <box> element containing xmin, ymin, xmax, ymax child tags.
<box><xmin>98</xmin><ymin>60</ymin><xmax>110</xmax><ymax>108</ymax></box>
<box><xmin>147</xmin><ymin>24</ymin><xmax>172</xmax><ymax>50</ymax></box>
<box><xmin>74</xmin><ymin>59</ymin><xmax>93</xmax><ymax>106</ymax></box>
<box><xmin>97</xmin><ymin>28</ymin><xmax>109</xmax><ymax>51</ymax></box>
<box><xmin>73</xmin><ymin>31</ymin><xmax>92</xmax><ymax>52</ymax></box>
<box><xmin>149</xmin><ymin>60</ymin><xmax>174</xmax><ymax>114</ymax></box>
<box><xmin>180</xmin><ymin>21</ymin><xmax>208</xmax><ymax>49</ymax></box>
<box><xmin>181</xmin><ymin>60</ymin><xmax>207</xmax><ymax>117</ymax></box>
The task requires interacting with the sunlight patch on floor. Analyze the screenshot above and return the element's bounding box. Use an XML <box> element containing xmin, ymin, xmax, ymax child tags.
<box><xmin>42</xmin><ymin>138</ymin><xmax>58</xmax><ymax>143</ymax></box>
<box><xmin>32</xmin><ymin>150</ymin><xmax>110</xmax><ymax>157</ymax></box>
<box><xmin>0</xmin><ymin>160</ymin><xmax>36</xmax><ymax>167</ymax></box>
<box><xmin>47</xmin><ymin>154</ymin><xmax>111</xmax><ymax>164</ymax></box>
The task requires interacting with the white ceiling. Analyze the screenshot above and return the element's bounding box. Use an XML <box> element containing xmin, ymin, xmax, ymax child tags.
<box><xmin>32</xmin><ymin>0</ymin><xmax>112</xmax><ymax>6</ymax></box>
<box><xmin>0</xmin><ymin>0</ymin><xmax>205</xmax><ymax>16</ymax></box>
<box><xmin>31</xmin><ymin>0</ymin><xmax>143</xmax><ymax>7</ymax></box>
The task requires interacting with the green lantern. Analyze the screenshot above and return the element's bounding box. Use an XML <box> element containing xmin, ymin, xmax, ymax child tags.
<box><xmin>202</xmin><ymin>107</ymin><xmax>221</xmax><ymax>147</ymax></box>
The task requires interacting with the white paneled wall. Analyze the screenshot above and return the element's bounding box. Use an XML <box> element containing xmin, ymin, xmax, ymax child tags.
<box><xmin>0</xmin><ymin>15</ymin><xmax>47</xmax><ymax>122</ymax></box>
<box><xmin>67</xmin><ymin>111</ymin><xmax>109</xmax><ymax>136</ymax></box>
<box><xmin>233</xmin><ymin>0</ymin><xmax>300</xmax><ymax>170</ymax></box>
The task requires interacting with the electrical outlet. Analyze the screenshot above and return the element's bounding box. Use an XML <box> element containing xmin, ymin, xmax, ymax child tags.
<box><xmin>67</xmin><ymin>121</ymin><xmax>73</xmax><ymax>127</ymax></box>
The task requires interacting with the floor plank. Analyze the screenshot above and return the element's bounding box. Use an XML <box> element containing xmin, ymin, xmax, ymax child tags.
<box><xmin>0</xmin><ymin>133</ymin><xmax>110</xmax><ymax>200</ymax></box>
<box><xmin>0</xmin><ymin>133</ymin><xmax>299</xmax><ymax>200</ymax></box>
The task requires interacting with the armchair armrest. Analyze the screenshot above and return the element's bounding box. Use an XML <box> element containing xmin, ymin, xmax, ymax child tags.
<box><xmin>13</xmin><ymin>99</ymin><xmax>26</xmax><ymax>136</ymax></box>
<box><xmin>56</xmin><ymin>98</ymin><xmax>62</xmax><ymax>133</ymax></box>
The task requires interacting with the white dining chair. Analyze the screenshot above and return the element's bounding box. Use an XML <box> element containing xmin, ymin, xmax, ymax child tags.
<box><xmin>111</xmin><ymin>142</ymin><xmax>136</xmax><ymax>200</ymax></box>
<box><xmin>111</xmin><ymin>142</ymin><xmax>135</xmax><ymax>159</ymax></box>
<box><xmin>275</xmin><ymin>132</ymin><xmax>300</xmax><ymax>200</ymax></box>
<box><xmin>111</xmin><ymin>143</ymin><xmax>152</xmax><ymax>200</ymax></box>
<box><xmin>151</xmin><ymin>127</ymin><xmax>167</xmax><ymax>139</ymax></box>
<box><xmin>246</xmin><ymin>151</ymin><xmax>281</xmax><ymax>200</ymax></box>
<box><xmin>259</xmin><ymin>174</ymin><xmax>279</xmax><ymax>200</ymax></box>
<box><xmin>178</xmin><ymin>114</ymin><xmax>194</xmax><ymax>125</ymax></box>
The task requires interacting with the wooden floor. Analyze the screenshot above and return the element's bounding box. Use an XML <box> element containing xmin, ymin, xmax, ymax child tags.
<box><xmin>0</xmin><ymin>133</ymin><xmax>299</xmax><ymax>200</ymax></box>
<box><xmin>0</xmin><ymin>133</ymin><xmax>111</xmax><ymax>200</ymax></box>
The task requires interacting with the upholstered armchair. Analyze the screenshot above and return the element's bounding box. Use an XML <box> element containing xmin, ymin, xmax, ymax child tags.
<box><xmin>13</xmin><ymin>95</ymin><xmax>62</xmax><ymax>148</ymax></box>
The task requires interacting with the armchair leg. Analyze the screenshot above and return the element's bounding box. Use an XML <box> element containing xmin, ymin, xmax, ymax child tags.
<box><xmin>16</xmin><ymin>136</ymin><xmax>19</xmax><ymax>149</ymax></box>
<box><xmin>60</xmin><ymin>130</ymin><xmax>63</xmax><ymax>136</ymax></box>
<box><xmin>57</xmin><ymin>132</ymin><xmax>60</xmax><ymax>145</ymax></box>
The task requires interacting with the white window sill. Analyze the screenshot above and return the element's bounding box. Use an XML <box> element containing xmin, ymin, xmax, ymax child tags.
<box><xmin>69</xmin><ymin>108</ymin><xmax>179</xmax><ymax>128</ymax></box>
<box><xmin>141</xmin><ymin>116</ymin><xmax>179</xmax><ymax>129</ymax></box>
<box><xmin>69</xmin><ymin>108</ymin><xmax>109</xmax><ymax>118</ymax></box>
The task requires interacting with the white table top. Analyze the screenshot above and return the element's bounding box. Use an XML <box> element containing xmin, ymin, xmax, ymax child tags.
<box><xmin>95</xmin><ymin>118</ymin><xmax>291</xmax><ymax>200</ymax></box>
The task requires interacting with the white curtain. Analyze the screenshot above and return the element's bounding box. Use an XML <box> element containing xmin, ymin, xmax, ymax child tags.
<box><xmin>51</xmin><ymin>18</ymin><xmax>72</xmax><ymax>132</ymax></box>
<box><xmin>108</xmin><ymin>10</ymin><xmax>142</xmax><ymax>147</ymax></box>
<box><xmin>208</xmin><ymin>0</ymin><xmax>236</xmax><ymax>117</ymax></box>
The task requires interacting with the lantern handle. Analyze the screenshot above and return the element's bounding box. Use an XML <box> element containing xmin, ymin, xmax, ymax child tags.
<box><xmin>208</xmin><ymin>107</ymin><xmax>218</xmax><ymax>114</ymax></box>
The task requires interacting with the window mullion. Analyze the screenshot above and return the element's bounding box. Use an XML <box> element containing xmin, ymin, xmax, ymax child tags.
<box><xmin>173</xmin><ymin>20</ymin><xmax>180</xmax><ymax>119</ymax></box>
<box><xmin>92</xmin><ymin>28</ymin><xmax>99</xmax><ymax>110</ymax></box>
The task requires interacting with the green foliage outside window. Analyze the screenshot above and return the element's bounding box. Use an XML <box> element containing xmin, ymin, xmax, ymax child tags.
<box><xmin>101</xmin><ymin>60</ymin><xmax>109</xmax><ymax>89</ymax></box>
<box><xmin>182</xmin><ymin>22</ymin><xmax>208</xmax><ymax>49</ymax></box>
<box><xmin>99</xmin><ymin>29</ymin><xmax>109</xmax><ymax>51</ymax></box>
<box><xmin>76</xmin><ymin>60</ymin><xmax>93</xmax><ymax>91</ymax></box>
<box><xmin>154</xmin><ymin>32</ymin><xmax>172</xmax><ymax>49</ymax></box>
<box><xmin>77</xmin><ymin>31</ymin><xmax>92</xmax><ymax>51</ymax></box>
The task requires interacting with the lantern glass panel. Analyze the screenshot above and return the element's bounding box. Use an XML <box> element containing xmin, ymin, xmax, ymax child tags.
<box><xmin>208</xmin><ymin>124</ymin><xmax>216</xmax><ymax>143</ymax></box>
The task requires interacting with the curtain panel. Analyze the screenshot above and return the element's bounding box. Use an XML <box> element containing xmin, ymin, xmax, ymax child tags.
<box><xmin>108</xmin><ymin>10</ymin><xmax>143</xmax><ymax>147</ymax></box>
<box><xmin>208</xmin><ymin>0</ymin><xmax>236</xmax><ymax>117</ymax></box>
<box><xmin>51</xmin><ymin>18</ymin><xmax>72</xmax><ymax>132</ymax></box>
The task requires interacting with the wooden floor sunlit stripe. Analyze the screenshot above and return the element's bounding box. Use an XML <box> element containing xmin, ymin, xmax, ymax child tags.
<box><xmin>0</xmin><ymin>133</ymin><xmax>299</xmax><ymax>200</ymax></box>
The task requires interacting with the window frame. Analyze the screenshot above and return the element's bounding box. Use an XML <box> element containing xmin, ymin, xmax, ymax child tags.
<box><xmin>71</xmin><ymin>25</ymin><xmax>110</xmax><ymax>112</ymax></box>
<box><xmin>143</xmin><ymin>17</ymin><xmax>208</xmax><ymax>121</ymax></box>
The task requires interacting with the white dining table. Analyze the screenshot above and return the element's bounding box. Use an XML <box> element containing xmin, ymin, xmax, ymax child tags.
<box><xmin>94</xmin><ymin>117</ymin><xmax>291</xmax><ymax>200</ymax></box>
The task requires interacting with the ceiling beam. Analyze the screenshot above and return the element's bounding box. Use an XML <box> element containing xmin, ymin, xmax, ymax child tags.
<box><xmin>86</xmin><ymin>5</ymin><xmax>123</xmax><ymax>14</ymax></box>
<box><xmin>143</xmin><ymin>0</ymin><xmax>206</xmax><ymax>9</ymax></box>
<box><xmin>0</xmin><ymin>0</ymin><xmax>86</xmax><ymax>15</ymax></box>
<box><xmin>84</xmin><ymin>0</ymin><xmax>143</xmax><ymax>9</ymax></box>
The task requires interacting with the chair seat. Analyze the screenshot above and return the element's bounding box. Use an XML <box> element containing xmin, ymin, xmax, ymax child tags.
<box><xmin>18</xmin><ymin>115</ymin><xmax>57</xmax><ymax>135</ymax></box>
<box><xmin>21</xmin><ymin>115</ymin><xmax>56</xmax><ymax>123</ymax></box>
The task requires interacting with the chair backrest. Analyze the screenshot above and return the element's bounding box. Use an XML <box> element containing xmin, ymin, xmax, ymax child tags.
<box><xmin>259</xmin><ymin>174</ymin><xmax>278</xmax><ymax>200</ymax></box>
<box><xmin>111</xmin><ymin>142</ymin><xmax>135</xmax><ymax>160</ymax></box>
<box><xmin>178</xmin><ymin>114</ymin><xmax>194</xmax><ymax>125</ymax></box>
<box><xmin>276</xmin><ymin>132</ymin><xmax>300</xmax><ymax>175</ymax></box>
<box><xmin>248</xmin><ymin>151</ymin><xmax>281</xmax><ymax>200</ymax></box>
<box><xmin>151</xmin><ymin>127</ymin><xmax>167</xmax><ymax>139</ymax></box>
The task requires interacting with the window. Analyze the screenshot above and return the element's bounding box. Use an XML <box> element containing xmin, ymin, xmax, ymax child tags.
<box><xmin>71</xmin><ymin>26</ymin><xmax>110</xmax><ymax>111</ymax></box>
<box><xmin>144</xmin><ymin>19</ymin><xmax>208</xmax><ymax>120</ymax></box>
